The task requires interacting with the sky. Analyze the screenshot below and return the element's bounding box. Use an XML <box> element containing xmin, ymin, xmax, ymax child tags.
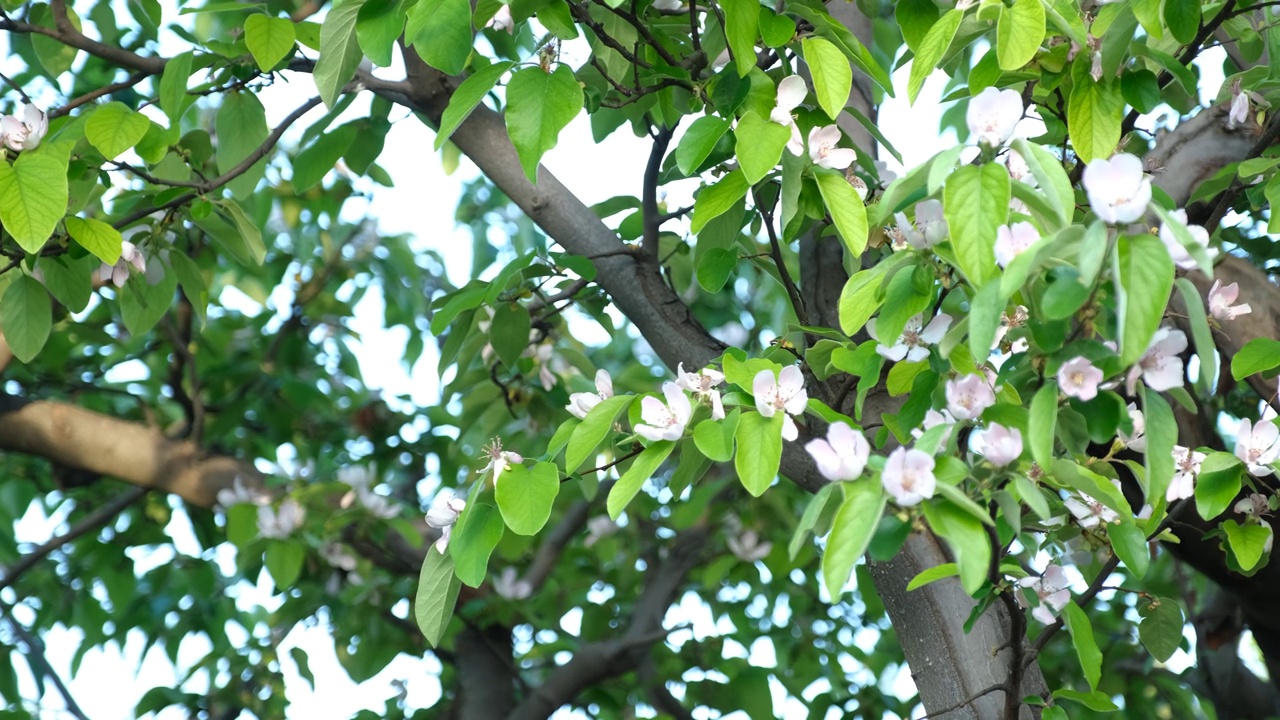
<box><xmin>0</xmin><ymin>6</ymin><xmax>1245</xmax><ymax>720</ymax></box>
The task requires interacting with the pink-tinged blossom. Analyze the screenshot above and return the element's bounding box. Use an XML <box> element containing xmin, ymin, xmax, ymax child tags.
<box><xmin>805</xmin><ymin>421</ymin><xmax>870</xmax><ymax>481</ymax></box>
<box><xmin>966</xmin><ymin>87</ymin><xmax>1023</xmax><ymax>148</ymax></box>
<box><xmin>493</xmin><ymin>567</ymin><xmax>532</xmax><ymax>600</ymax></box>
<box><xmin>983</xmin><ymin>423</ymin><xmax>1024</xmax><ymax>467</ymax></box>
<box><xmin>1209</xmin><ymin>280</ymin><xmax>1252</xmax><ymax>322</ymax></box>
<box><xmin>1167</xmin><ymin>445</ymin><xmax>1206</xmax><ymax>501</ymax></box>
<box><xmin>867</xmin><ymin>312</ymin><xmax>952</xmax><ymax>363</ymax></box>
<box><xmin>994</xmin><ymin>221</ymin><xmax>1039</xmax><ymax>267</ymax></box>
<box><xmin>338</xmin><ymin>466</ymin><xmax>401</xmax><ymax>520</ymax></box>
<box><xmin>1119</xmin><ymin>402</ymin><xmax>1146</xmax><ymax>452</ymax></box>
<box><xmin>912</xmin><ymin>408</ymin><xmax>957</xmax><ymax>441</ymax></box>
<box><xmin>754</xmin><ymin>366</ymin><xmax>808</xmax><ymax>441</ymax></box>
<box><xmin>0</xmin><ymin>104</ymin><xmax>47</xmax><ymax>152</ymax></box>
<box><xmin>567</xmin><ymin>369</ymin><xmax>614</xmax><ymax>419</ymax></box>
<box><xmin>1017</xmin><ymin>564</ymin><xmax>1072</xmax><ymax>625</ymax></box>
<box><xmin>1007</xmin><ymin>150</ymin><xmax>1031</xmax><ymax>182</ymax></box>
<box><xmin>101</xmin><ymin>241</ymin><xmax>147</xmax><ymax>288</ymax></box>
<box><xmin>808</xmin><ymin>125</ymin><xmax>856</xmax><ymax>170</ymax></box>
<box><xmin>946</xmin><ymin>373</ymin><xmax>996</xmax><ymax>421</ymax></box>
<box><xmin>1158</xmin><ymin>209</ymin><xmax>1216</xmax><ymax>270</ymax></box>
<box><xmin>480</xmin><ymin>437</ymin><xmax>524</xmax><ymax>487</ymax></box>
<box><xmin>1058</xmin><ymin>356</ymin><xmax>1103</xmax><ymax>401</ymax></box>
<box><xmin>881</xmin><ymin>447</ymin><xmax>936</xmax><ymax>506</ymax></box>
<box><xmin>892</xmin><ymin>200</ymin><xmax>948</xmax><ymax>250</ymax></box>
<box><xmin>770</xmin><ymin>76</ymin><xmax>807</xmax><ymax>156</ymax></box>
<box><xmin>426</xmin><ymin>490</ymin><xmax>467</xmax><ymax>553</ymax></box>
<box><xmin>635</xmin><ymin>382</ymin><xmax>693</xmax><ymax>442</ymax></box>
<box><xmin>675</xmin><ymin>363</ymin><xmax>726</xmax><ymax>420</ymax></box>
<box><xmin>1228</xmin><ymin>80</ymin><xmax>1250</xmax><ymax>129</ymax></box>
<box><xmin>1125</xmin><ymin>328</ymin><xmax>1188</xmax><ymax>394</ymax></box>
<box><xmin>1236</xmin><ymin>407</ymin><xmax>1280</xmax><ymax>477</ymax></box>
<box><xmin>727</xmin><ymin>528</ymin><xmax>773</xmax><ymax>563</ymax></box>
<box><xmin>216</xmin><ymin>475</ymin><xmax>269</xmax><ymax>509</ymax></box>
<box><xmin>320</xmin><ymin>542</ymin><xmax>358</xmax><ymax>572</ymax></box>
<box><xmin>486</xmin><ymin>4</ymin><xmax>514</xmax><ymax>32</ymax></box>
<box><xmin>1083</xmin><ymin>153</ymin><xmax>1151</xmax><ymax>224</ymax></box>
<box><xmin>257</xmin><ymin>498</ymin><xmax>305</xmax><ymax>539</ymax></box>
<box><xmin>1065</xmin><ymin>485</ymin><xmax>1120</xmax><ymax>528</ymax></box>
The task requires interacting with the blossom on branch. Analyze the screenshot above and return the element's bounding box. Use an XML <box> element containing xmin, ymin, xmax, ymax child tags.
<box><xmin>994</xmin><ymin>221</ymin><xmax>1039</xmax><ymax>267</ymax></box>
<box><xmin>754</xmin><ymin>366</ymin><xmax>808</xmax><ymax>441</ymax></box>
<box><xmin>808</xmin><ymin>125</ymin><xmax>856</xmax><ymax>170</ymax></box>
<box><xmin>770</xmin><ymin>76</ymin><xmax>807</xmax><ymax>156</ymax></box>
<box><xmin>426</xmin><ymin>490</ymin><xmax>467</xmax><ymax>553</ymax></box>
<box><xmin>1158</xmin><ymin>209</ymin><xmax>1216</xmax><ymax>270</ymax></box>
<box><xmin>635</xmin><ymin>382</ymin><xmax>692</xmax><ymax>442</ymax></box>
<box><xmin>1167</xmin><ymin>445</ymin><xmax>1206</xmax><ymax>502</ymax></box>
<box><xmin>1236</xmin><ymin>407</ymin><xmax>1280</xmax><ymax>477</ymax></box>
<box><xmin>868</xmin><ymin>312</ymin><xmax>951</xmax><ymax>363</ymax></box>
<box><xmin>1209</xmin><ymin>280</ymin><xmax>1252</xmax><ymax>322</ymax></box>
<box><xmin>101</xmin><ymin>241</ymin><xmax>147</xmax><ymax>288</ymax></box>
<box><xmin>675</xmin><ymin>363</ymin><xmax>726</xmax><ymax>420</ymax></box>
<box><xmin>258</xmin><ymin>499</ymin><xmax>305</xmax><ymax>539</ymax></box>
<box><xmin>982</xmin><ymin>423</ymin><xmax>1024</xmax><ymax>467</ymax></box>
<box><xmin>881</xmin><ymin>447</ymin><xmax>936</xmax><ymax>506</ymax></box>
<box><xmin>1125</xmin><ymin>328</ymin><xmax>1187</xmax><ymax>393</ymax></box>
<box><xmin>1082</xmin><ymin>153</ymin><xmax>1151</xmax><ymax>223</ymax></box>
<box><xmin>567</xmin><ymin>369</ymin><xmax>614</xmax><ymax>419</ymax></box>
<box><xmin>1017</xmin><ymin>564</ymin><xmax>1071</xmax><ymax>624</ymax></box>
<box><xmin>480</xmin><ymin>437</ymin><xmax>524</xmax><ymax>487</ymax></box>
<box><xmin>966</xmin><ymin>87</ymin><xmax>1022</xmax><ymax>148</ymax></box>
<box><xmin>0</xmin><ymin>104</ymin><xmax>47</xmax><ymax>151</ymax></box>
<box><xmin>1058</xmin><ymin>356</ymin><xmax>1103</xmax><ymax>401</ymax></box>
<box><xmin>805</xmin><ymin>421</ymin><xmax>870</xmax><ymax>481</ymax></box>
<box><xmin>946</xmin><ymin>374</ymin><xmax>996</xmax><ymax>421</ymax></box>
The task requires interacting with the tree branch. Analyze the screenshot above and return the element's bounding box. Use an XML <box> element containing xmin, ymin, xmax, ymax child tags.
<box><xmin>641</xmin><ymin>125</ymin><xmax>674</xmax><ymax>260</ymax></box>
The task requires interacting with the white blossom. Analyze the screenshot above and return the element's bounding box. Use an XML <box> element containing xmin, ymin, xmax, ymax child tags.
<box><xmin>1209</xmin><ymin>280</ymin><xmax>1252</xmax><ymax>322</ymax></box>
<box><xmin>101</xmin><ymin>241</ymin><xmax>147</xmax><ymax>288</ymax></box>
<box><xmin>1228</xmin><ymin>80</ymin><xmax>1250</xmax><ymax>129</ymax></box>
<box><xmin>808</xmin><ymin>125</ymin><xmax>856</xmax><ymax>170</ymax></box>
<box><xmin>945</xmin><ymin>374</ymin><xmax>996</xmax><ymax>421</ymax></box>
<box><xmin>635</xmin><ymin>382</ymin><xmax>692</xmax><ymax>442</ymax></box>
<box><xmin>1083</xmin><ymin>153</ymin><xmax>1151</xmax><ymax>224</ymax></box>
<box><xmin>426</xmin><ymin>489</ymin><xmax>467</xmax><ymax>553</ymax></box>
<box><xmin>1125</xmin><ymin>327</ymin><xmax>1187</xmax><ymax>394</ymax></box>
<box><xmin>1058</xmin><ymin>356</ymin><xmax>1103</xmax><ymax>401</ymax></box>
<box><xmin>805</xmin><ymin>421</ymin><xmax>870</xmax><ymax>481</ymax></box>
<box><xmin>480</xmin><ymin>437</ymin><xmax>524</xmax><ymax>487</ymax></box>
<box><xmin>1236</xmin><ymin>407</ymin><xmax>1280</xmax><ymax>477</ymax></box>
<box><xmin>983</xmin><ymin>423</ymin><xmax>1023</xmax><ymax>467</ymax></box>
<box><xmin>567</xmin><ymin>369</ymin><xmax>614</xmax><ymax>419</ymax></box>
<box><xmin>1017</xmin><ymin>564</ymin><xmax>1071</xmax><ymax>625</ymax></box>
<box><xmin>320</xmin><ymin>542</ymin><xmax>358</xmax><ymax>572</ymax></box>
<box><xmin>0</xmin><ymin>104</ymin><xmax>47</xmax><ymax>152</ymax></box>
<box><xmin>652</xmin><ymin>0</ymin><xmax>684</xmax><ymax>9</ymax></box>
<box><xmin>770</xmin><ymin>76</ymin><xmax>807</xmax><ymax>156</ymax></box>
<box><xmin>994</xmin><ymin>221</ymin><xmax>1039</xmax><ymax>267</ymax></box>
<box><xmin>493</xmin><ymin>567</ymin><xmax>532</xmax><ymax>600</ymax></box>
<box><xmin>675</xmin><ymin>363</ymin><xmax>726</xmax><ymax>420</ymax></box>
<box><xmin>1158</xmin><ymin>209</ymin><xmax>1216</xmax><ymax>270</ymax></box>
<box><xmin>912</xmin><ymin>408</ymin><xmax>957</xmax><ymax>441</ymax></box>
<box><xmin>216</xmin><ymin>476</ymin><xmax>269</xmax><ymax>509</ymax></box>
<box><xmin>727</xmin><ymin>528</ymin><xmax>772</xmax><ymax>562</ymax></box>
<box><xmin>881</xmin><ymin>447</ymin><xmax>936</xmax><ymax>506</ymax></box>
<box><xmin>1119</xmin><ymin>402</ymin><xmax>1146</xmax><ymax>452</ymax></box>
<box><xmin>486</xmin><ymin>4</ymin><xmax>514</xmax><ymax>33</ymax></box>
<box><xmin>867</xmin><ymin>313</ymin><xmax>952</xmax><ymax>363</ymax></box>
<box><xmin>257</xmin><ymin>499</ymin><xmax>305</xmax><ymax>539</ymax></box>
<box><xmin>1167</xmin><ymin>445</ymin><xmax>1206</xmax><ymax>502</ymax></box>
<box><xmin>584</xmin><ymin>515</ymin><xmax>619</xmax><ymax>547</ymax></box>
<box><xmin>966</xmin><ymin>87</ymin><xmax>1023</xmax><ymax>148</ymax></box>
<box><xmin>1065</xmin><ymin>488</ymin><xmax>1119</xmax><ymax>528</ymax></box>
<box><xmin>754</xmin><ymin>366</ymin><xmax>808</xmax><ymax>441</ymax></box>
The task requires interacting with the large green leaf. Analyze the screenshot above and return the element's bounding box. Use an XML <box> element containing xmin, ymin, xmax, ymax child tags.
<box><xmin>822</xmin><ymin>481</ymin><xmax>885</xmax><ymax>599</ymax></box>
<box><xmin>814</xmin><ymin>168</ymin><xmax>868</xmax><ymax>258</ymax></box>
<box><xmin>64</xmin><ymin>216</ymin><xmax>123</xmax><ymax>264</ymax></box>
<box><xmin>1224</xmin><ymin>520</ymin><xmax>1272</xmax><ymax>572</ymax></box>
<box><xmin>488</xmin><ymin>302</ymin><xmax>531</xmax><ymax>367</ymax></box>
<box><xmin>0</xmin><ymin>151</ymin><xmax>69</xmax><ymax>254</ymax></box>
<box><xmin>1010</xmin><ymin>138</ymin><xmax>1073</xmax><ymax>230</ymax></box>
<box><xmin>1163</xmin><ymin>0</ymin><xmax>1200</xmax><ymax>44</ymax></box>
<box><xmin>1195</xmin><ymin>452</ymin><xmax>1243</xmax><ymax>522</ymax></box>
<box><xmin>922</xmin><ymin>498</ymin><xmax>991</xmax><ymax>594</ymax></box>
<box><xmin>1138</xmin><ymin>598</ymin><xmax>1183</xmax><ymax>662</ymax></box>
<box><xmin>907</xmin><ymin>9</ymin><xmax>962</xmax><ymax>104</ymax></box>
<box><xmin>292</xmin><ymin>124</ymin><xmax>358</xmax><ymax>191</ymax></box>
<box><xmin>691</xmin><ymin>170</ymin><xmax>750</xmax><ymax>233</ymax></box>
<box><xmin>314</xmin><ymin>0</ymin><xmax>366</xmax><ymax>108</ymax></box>
<box><xmin>1142</xmin><ymin>386</ymin><xmax>1176</xmax><ymax>505</ymax></box>
<box><xmin>1068</xmin><ymin>73</ymin><xmax>1124</xmax><ymax>165</ymax></box>
<box><xmin>265</xmin><ymin>541</ymin><xmax>305</xmax><ymax>588</ymax></box>
<box><xmin>85</xmin><ymin>102</ymin><xmax>150</xmax><ymax>161</ymax></box>
<box><xmin>566</xmin><ymin>395</ymin><xmax>635</xmax><ymax>472</ymax></box>
<box><xmin>721</xmin><ymin>0</ymin><xmax>760</xmax><ymax>77</ymax></box>
<box><xmin>1232</xmin><ymin>338</ymin><xmax>1280</xmax><ymax>380</ymax></box>
<box><xmin>505</xmin><ymin>65</ymin><xmax>583</xmax><ymax>183</ymax></box>
<box><xmin>996</xmin><ymin>0</ymin><xmax>1045</xmax><ymax>70</ymax></box>
<box><xmin>119</xmin><ymin>266</ymin><xmax>178</xmax><ymax>336</ymax></box>
<box><xmin>159</xmin><ymin>51</ymin><xmax>194</xmax><ymax>125</ymax></box>
<box><xmin>450</xmin><ymin>502</ymin><xmax>504</xmax><ymax>587</ymax></box>
<box><xmin>1028</xmin><ymin>382</ymin><xmax>1058</xmax><ymax>468</ymax></box>
<box><xmin>214</xmin><ymin>91</ymin><xmax>270</xmax><ymax>198</ymax></box>
<box><xmin>0</xmin><ymin>275</ymin><xmax>52</xmax><ymax>363</ymax></box>
<box><xmin>734</xmin><ymin>111</ymin><xmax>790</xmax><ymax>185</ymax></box>
<box><xmin>1109</xmin><ymin>521</ymin><xmax>1149</xmax><ymax>579</ymax></box>
<box><xmin>356</xmin><ymin>0</ymin><xmax>406</xmax><ymax>67</ymax></box>
<box><xmin>676</xmin><ymin>116</ymin><xmax>733</xmax><ymax>175</ymax></box>
<box><xmin>607</xmin><ymin>440</ymin><xmax>675</xmax><ymax>519</ymax></box>
<box><xmin>435</xmin><ymin>62</ymin><xmax>514</xmax><ymax>150</ymax></box>
<box><xmin>802</xmin><ymin>36</ymin><xmax>851</xmax><ymax>120</ymax></box>
<box><xmin>407</xmin><ymin>0</ymin><xmax>472</xmax><ymax>75</ymax></box>
<box><xmin>245</xmin><ymin>14</ymin><xmax>296</xmax><ymax>71</ymax></box>
<box><xmin>496</xmin><ymin>461</ymin><xmax>560</xmax><ymax>535</ymax></box>
<box><xmin>734</xmin><ymin>412</ymin><xmax>784</xmax><ymax>496</ymax></box>
<box><xmin>30</xmin><ymin>3</ymin><xmax>81</xmax><ymax>77</ymax></box>
<box><xmin>1114</xmin><ymin>235</ymin><xmax>1173</xmax><ymax>367</ymax></box>
<box><xmin>943</xmin><ymin>163</ymin><xmax>1009</xmax><ymax>287</ymax></box>
<box><xmin>1063</xmin><ymin>602</ymin><xmax>1103</xmax><ymax>690</ymax></box>
<box><xmin>414</xmin><ymin>548</ymin><xmax>461</xmax><ymax>647</ymax></box>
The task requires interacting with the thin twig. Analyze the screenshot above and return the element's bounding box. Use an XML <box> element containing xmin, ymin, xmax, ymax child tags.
<box><xmin>50</xmin><ymin>72</ymin><xmax>149</xmax><ymax>120</ymax></box>
<box><xmin>753</xmin><ymin>189</ymin><xmax>809</xmax><ymax>327</ymax></box>
<box><xmin>641</xmin><ymin>125</ymin><xmax>674</xmax><ymax>260</ymax></box>
<box><xmin>0</xmin><ymin>71</ymin><xmax>33</xmax><ymax>104</ymax></box>
<box><xmin>1</xmin><ymin>602</ymin><xmax>91</xmax><ymax>720</ymax></box>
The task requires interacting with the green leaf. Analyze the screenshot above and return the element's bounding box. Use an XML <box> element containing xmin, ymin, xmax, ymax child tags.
<box><xmin>873</xmin><ymin>263</ymin><xmax>932</xmax><ymax>345</ymax></box>
<box><xmin>1195</xmin><ymin>452</ymin><xmax>1243</xmax><ymax>522</ymax></box>
<box><xmin>292</xmin><ymin>124</ymin><xmax>358</xmax><ymax>191</ymax></box>
<box><xmin>496</xmin><ymin>461</ymin><xmax>560</xmax><ymax>535</ymax></box>
<box><xmin>64</xmin><ymin>217</ymin><xmax>123</xmax><ymax>264</ymax></box>
<box><xmin>607</xmin><ymin>440</ymin><xmax>675</xmax><ymax>519</ymax></box>
<box><xmin>787</xmin><ymin>0</ymin><xmax>893</xmax><ymax>96</ymax></box>
<box><xmin>356</xmin><ymin>0</ymin><xmax>406</xmax><ymax>67</ymax></box>
<box><xmin>943</xmin><ymin>162</ymin><xmax>1009</xmax><ymax>286</ymax></box>
<box><xmin>758</xmin><ymin>7</ymin><xmax>796</xmax><ymax>47</ymax></box>
<box><xmin>907</xmin><ymin>9</ymin><xmax>962</xmax><ymax>104</ymax></box>
<box><xmin>505</xmin><ymin>65</ymin><xmax>583</xmax><ymax>183</ymax></box>
<box><xmin>314</xmin><ymin>0</ymin><xmax>366</xmax><ymax>109</ymax></box>
<box><xmin>407</xmin><ymin>0</ymin><xmax>472</xmax><ymax>75</ymax></box>
<box><xmin>696</xmin><ymin>247</ymin><xmax>737</xmax><ymax>292</ymax></box>
<box><xmin>159</xmin><ymin>51</ymin><xmax>193</xmax><ymax>124</ymax></box>
<box><xmin>1109</xmin><ymin>521</ymin><xmax>1149</xmax><ymax>579</ymax></box>
<box><xmin>802</xmin><ymin>36</ymin><xmax>852</xmax><ymax>120</ymax></box>
<box><xmin>1068</xmin><ymin>74</ymin><xmax>1124</xmax><ymax>165</ymax></box>
<box><xmin>30</xmin><ymin>3</ymin><xmax>81</xmax><ymax>77</ymax></box>
<box><xmin>1224</xmin><ymin>519</ymin><xmax>1272</xmax><ymax>572</ymax></box>
<box><xmin>789</xmin><ymin>481</ymin><xmax>837</xmax><ymax>560</ymax></box>
<box><xmin>1164</xmin><ymin>0</ymin><xmax>1200</xmax><ymax>44</ymax></box>
<box><xmin>895</xmin><ymin>0</ymin><xmax>939</xmax><ymax>53</ymax></box>
<box><xmin>167</xmin><ymin>251</ymin><xmax>209</xmax><ymax>326</ymax></box>
<box><xmin>837</xmin><ymin>267</ymin><xmax>884</xmax><ymax>335</ymax></box>
<box><xmin>906</xmin><ymin>562</ymin><xmax>959</xmax><ymax>591</ymax></box>
<box><xmin>996</xmin><ymin>0</ymin><xmax>1045</xmax><ymax>70</ymax></box>
<box><xmin>734</xmin><ymin>111</ymin><xmax>790</xmax><ymax>185</ymax></box>
<box><xmin>0</xmin><ymin>151</ymin><xmax>69</xmax><ymax>254</ymax></box>
<box><xmin>214</xmin><ymin>200</ymin><xmax>268</xmax><ymax>265</ymax></box>
<box><xmin>676</xmin><ymin>116</ymin><xmax>732</xmax><ymax>175</ymax></box>
<box><xmin>450</xmin><ymin>502</ymin><xmax>504</xmax><ymax>587</ymax></box>
<box><xmin>1232</xmin><ymin>338</ymin><xmax>1280</xmax><ymax>380</ymax></box>
<box><xmin>967</xmin><ymin>281</ymin><xmax>1003</xmax><ymax>361</ymax></box>
<box><xmin>693</xmin><ymin>411</ymin><xmax>739</xmax><ymax>462</ymax></box>
<box><xmin>415</xmin><ymin>548</ymin><xmax>461</xmax><ymax>647</ymax></box>
<box><xmin>1011</xmin><ymin>139</ymin><xmax>1073</xmax><ymax>229</ymax></box>
<box><xmin>822</xmin><ymin>481</ymin><xmax>886</xmax><ymax>599</ymax></box>
<box><xmin>119</xmin><ymin>266</ymin><xmax>178</xmax><ymax>336</ymax></box>
<box><xmin>734</xmin><ymin>411</ymin><xmax>783</xmax><ymax>496</ymax></box>
<box><xmin>0</xmin><ymin>275</ymin><xmax>51</xmax><ymax>363</ymax></box>
<box><xmin>1138</xmin><ymin>597</ymin><xmax>1184</xmax><ymax>662</ymax></box>
<box><xmin>566</xmin><ymin>395</ymin><xmax>634</xmax><ymax>471</ymax></box>
<box><xmin>1142</xmin><ymin>387</ymin><xmax>1176</xmax><ymax>505</ymax></box>
<box><xmin>488</xmin><ymin>302</ymin><xmax>531</xmax><ymax>367</ymax></box>
<box><xmin>1028</xmin><ymin>382</ymin><xmax>1058</xmax><ymax>468</ymax></box>
<box><xmin>244</xmin><ymin>14</ymin><xmax>296</xmax><ymax>71</ymax></box>
<box><xmin>691</xmin><ymin>170</ymin><xmax>750</xmax><ymax>233</ymax></box>
<box><xmin>435</xmin><ymin>62</ymin><xmax>513</xmax><ymax>151</ymax></box>
<box><xmin>922</xmin><ymin>499</ymin><xmax>991</xmax><ymax>594</ymax></box>
<box><xmin>85</xmin><ymin>101</ymin><xmax>148</xmax><ymax>160</ymax></box>
<box><xmin>1063</xmin><ymin>602</ymin><xmax>1103</xmax><ymax>690</ymax></box>
<box><xmin>265</xmin><ymin>541</ymin><xmax>305</xmax><ymax>588</ymax></box>
<box><xmin>1114</xmin><ymin>235</ymin><xmax>1173</xmax><ymax>367</ymax></box>
<box><xmin>215</xmin><ymin>91</ymin><xmax>270</xmax><ymax>198</ymax></box>
<box><xmin>36</xmin><ymin>254</ymin><xmax>92</xmax><ymax>313</ymax></box>
<box><xmin>1054</xmin><ymin>689</ymin><xmax>1119</xmax><ymax>712</ymax></box>
<box><xmin>1014</xmin><ymin>474</ymin><xmax>1052</xmax><ymax>520</ymax></box>
<box><xmin>814</xmin><ymin>168</ymin><xmax>869</xmax><ymax>258</ymax></box>
<box><xmin>721</xmin><ymin>0</ymin><xmax>760</xmax><ymax>77</ymax></box>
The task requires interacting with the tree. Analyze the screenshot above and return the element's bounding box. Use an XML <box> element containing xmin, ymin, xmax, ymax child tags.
<box><xmin>1</xmin><ymin>0</ymin><xmax>1280</xmax><ymax>717</ymax></box>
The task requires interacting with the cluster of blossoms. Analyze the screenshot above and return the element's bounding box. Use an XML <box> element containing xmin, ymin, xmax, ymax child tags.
<box><xmin>214</xmin><ymin>475</ymin><xmax>307</xmax><ymax>540</ymax></box>
<box><xmin>1</xmin><ymin>104</ymin><xmax>47</xmax><ymax>152</ymax></box>
<box><xmin>768</xmin><ymin>76</ymin><xmax>856</xmax><ymax>170</ymax></box>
